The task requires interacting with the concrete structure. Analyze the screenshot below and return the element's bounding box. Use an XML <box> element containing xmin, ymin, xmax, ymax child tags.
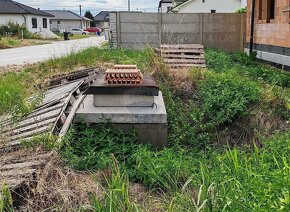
<box><xmin>75</xmin><ymin>92</ymin><xmax>167</xmax><ymax>147</ymax></box>
<box><xmin>94</xmin><ymin>11</ymin><xmax>110</xmax><ymax>29</ymax></box>
<box><xmin>158</xmin><ymin>0</ymin><xmax>186</xmax><ymax>13</ymax></box>
<box><xmin>44</xmin><ymin>10</ymin><xmax>91</xmax><ymax>32</ymax></box>
<box><xmin>170</xmin><ymin>0</ymin><xmax>247</xmax><ymax>13</ymax></box>
<box><xmin>245</xmin><ymin>0</ymin><xmax>290</xmax><ymax>68</ymax></box>
<box><xmin>0</xmin><ymin>0</ymin><xmax>54</xmax><ymax>33</ymax></box>
<box><xmin>110</xmin><ymin>12</ymin><xmax>246</xmax><ymax>51</ymax></box>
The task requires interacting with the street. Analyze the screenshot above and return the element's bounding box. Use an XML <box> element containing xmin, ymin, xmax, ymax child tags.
<box><xmin>0</xmin><ymin>36</ymin><xmax>105</xmax><ymax>67</ymax></box>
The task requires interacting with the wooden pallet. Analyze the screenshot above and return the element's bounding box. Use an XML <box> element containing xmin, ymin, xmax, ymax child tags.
<box><xmin>159</xmin><ymin>44</ymin><xmax>206</xmax><ymax>69</ymax></box>
<box><xmin>0</xmin><ymin>69</ymin><xmax>98</xmax><ymax>199</ymax></box>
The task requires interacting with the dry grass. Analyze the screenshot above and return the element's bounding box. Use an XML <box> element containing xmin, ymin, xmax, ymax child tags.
<box><xmin>21</xmin><ymin>156</ymin><xmax>103</xmax><ymax>211</ymax></box>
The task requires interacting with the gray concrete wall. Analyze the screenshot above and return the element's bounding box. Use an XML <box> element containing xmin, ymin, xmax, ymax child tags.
<box><xmin>109</xmin><ymin>12</ymin><xmax>246</xmax><ymax>51</ymax></box>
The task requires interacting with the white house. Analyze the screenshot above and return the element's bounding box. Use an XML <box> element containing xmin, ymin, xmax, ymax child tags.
<box><xmin>94</xmin><ymin>11</ymin><xmax>110</xmax><ymax>29</ymax></box>
<box><xmin>158</xmin><ymin>0</ymin><xmax>187</xmax><ymax>13</ymax></box>
<box><xmin>44</xmin><ymin>10</ymin><xmax>91</xmax><ymax>32</ymax></box>
<box><xmin>163</xmin><ymin>0</ymin><xmax>247</xmax><ymax>13</ymax></box>
<box><xmin>0</xmin><ymin>0</ymin><xmax>54</xmax><ymax>33</ymax></box>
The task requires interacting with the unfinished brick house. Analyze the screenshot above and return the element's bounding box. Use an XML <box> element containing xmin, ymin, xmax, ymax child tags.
<box><xmin>246</xmin><ymin>0</ymin><xmax>290</xmax><ymax>68</ymax></box>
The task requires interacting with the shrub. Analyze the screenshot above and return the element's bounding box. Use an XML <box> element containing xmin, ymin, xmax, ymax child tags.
<box><xmin>60</xmin><ymin>124</ymin><xmax>138</xmax><ymax>170</ymax></box>
<box><xmin>198</xmin><ymin>72</ymin><xmax>261</xmax><ymax>127</ymax></box>
<box><xmin>0</xmin><ymin>22</ymin><xmax>37</xmax><ymax>39</ymax></box>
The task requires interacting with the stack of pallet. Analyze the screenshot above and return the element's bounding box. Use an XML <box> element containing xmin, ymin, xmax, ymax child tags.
<box><xmin>159</xmin><ymin>44</ymin><xmax>206</xmax><ymax>69</ymax></box>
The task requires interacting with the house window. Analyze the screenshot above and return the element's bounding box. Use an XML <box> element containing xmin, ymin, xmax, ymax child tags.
<box><xmin>258</xmin><ymin>0</ymin><xmax>275</xmax><ymax>23</ymax></box>
<box><xmin>211</xmin><ymin>10</ymin><xmax>216</xmax><ymax>13</ymax></box>
<box><xmin>32</xmin><ymin>18</ymin><xmax>37</xmax><ymax>28</ymax></box>
<box><xmin>43</xmin><ymin>18</ymin><xmax>47</xmax><ymax>28</ymax></box>
<box><xmin>269</xmin><ymin>0</ymin><xmax>275</xmax><ymax>20</ymax></box>
<box><xmin>57</xmin><ymin>21</ymin><xmax>61</xmax><ymax>24</ymax></box>
<box><xmin>49</xmin><ymin>20</ymin><xmax>52</xmax><ymax>24</ymax></box>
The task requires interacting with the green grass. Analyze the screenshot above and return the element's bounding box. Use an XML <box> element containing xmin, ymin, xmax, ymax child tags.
<box><xmin>1</xmin><ymin>47</ymin><xmax>290</xmax><ymax>211</ymax></box>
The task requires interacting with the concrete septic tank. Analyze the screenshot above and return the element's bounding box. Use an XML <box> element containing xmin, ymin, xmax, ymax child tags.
<box><xmin>75</xmin><ymin>66</ymin><xmax>168</xmax><ymax>147</ymax></box>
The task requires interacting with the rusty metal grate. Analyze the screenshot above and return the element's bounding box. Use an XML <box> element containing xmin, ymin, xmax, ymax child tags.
<box><xmin>105</xmin><ymin>65</ymin><xmax>144</xmax><ymax>85</ymax></box>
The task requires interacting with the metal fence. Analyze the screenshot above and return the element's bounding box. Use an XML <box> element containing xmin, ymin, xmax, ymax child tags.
<box><xmin>110</xmin><ymin>12</ymin><xmax>246</xmax><ymax>51</ymax></box>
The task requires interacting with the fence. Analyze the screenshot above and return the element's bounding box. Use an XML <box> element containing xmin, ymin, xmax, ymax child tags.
<box><xmin>110</xmin><ymin>12</ymin><xmax>246</xmax><ymax>52</ymax></box>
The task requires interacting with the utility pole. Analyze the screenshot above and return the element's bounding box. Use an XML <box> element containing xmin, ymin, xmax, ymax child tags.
<box><xmin>128</xmin><ymin>0</ymin><xmax>130</xmax><ymax>11</ymax></box>
<box><xmin>79</xmin><ymin>5</ymin><xmax>82</xmax><ymax>16</ymax></box>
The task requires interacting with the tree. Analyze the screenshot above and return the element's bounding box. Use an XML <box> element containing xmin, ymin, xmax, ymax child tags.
<box><xmin>84</xmin><ymin>11</ymin><xmax>96</xmax><ymax>27</ymax></box>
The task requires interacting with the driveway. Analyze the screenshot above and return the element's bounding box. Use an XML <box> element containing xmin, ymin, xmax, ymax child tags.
<box><xmin>0</xmin><ymin>36</ymin><xmax>105</xmax><ymax>67</ymax></box>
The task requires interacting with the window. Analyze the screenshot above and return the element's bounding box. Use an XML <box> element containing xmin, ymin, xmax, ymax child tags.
<box><xmin>269</xmin><ymin>0</ymin><xmax>275</xmax><ymax>20</ymax></box>
<box><xmin>57</xmin><ymin>21</ymin><xmax>61</xmax><ymax>24</ymax></box>
<box><xmin>43</xmin><ymin>18</ymin><xmax>47</xmax><ymax>28</ymax></box>
<box><xmin>258</xmin><ymin>0</ymin><xmax>275</xmax><ymax>23</ymax></box>
<box><xmin>211</xmin><ymin>10</ymin><xmax>216</xmax><ymax>13</ymax></box>
<box><xmin>32</xmin><ymin>18</ymin><xmax>37</xmax><ymax>28</ymax></box>
<box><xmin>167</xmin><ymin>6</ymin><xmax>173</xmax><ymax>12</ymax></box>
<box><xmin>49</xmin><ymin>20</ymin><xmax>52</xmax><ymax>24</ymax></box>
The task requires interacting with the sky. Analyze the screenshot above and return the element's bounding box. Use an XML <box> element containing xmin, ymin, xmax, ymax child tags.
<box><xmin>18</xmin><ymin>0</ymin><xmax>159</xmax><ymax>15</ymax></box>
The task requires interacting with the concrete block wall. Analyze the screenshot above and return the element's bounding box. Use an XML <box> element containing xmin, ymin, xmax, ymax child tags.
<box><xmin>110</xmin><ymin>12</ymin><xmax>246</xmax><ymax>51</ymax></box>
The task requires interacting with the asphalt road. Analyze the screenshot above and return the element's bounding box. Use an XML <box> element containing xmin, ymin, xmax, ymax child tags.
<box><xmin>0</xmin><ymin>36</ymin><xmax>105</xmax><ymax>67</ymax></box>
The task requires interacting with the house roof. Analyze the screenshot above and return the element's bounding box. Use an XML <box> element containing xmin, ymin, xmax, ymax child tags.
<box><xmin>94</xmin><ymin>11</ymin><xmax>110</xmax><ymax>22</ymax></box>
<box><xmin>0</xmin><ymin>0</ymin><xmax>54</xmax><ymax>17</ymax></box>
<box><xmin>158</xmin><ymin>0</ymin><xmax>187</xmax><ymax>8</ymax></box>
<box><xmin>44</xmin><ymin>10</ymin><xmax>92</xmax><ymax>21</ymax></box>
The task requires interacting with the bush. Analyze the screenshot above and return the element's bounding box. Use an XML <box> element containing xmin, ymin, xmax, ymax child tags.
<box><xmin>198</xmin><ymin>72</ymin><xmax>261</xmax><ymax>127</ymax></box>
<box><xmin>0</xmin><ymin>22</ymin><xmax>37</xmax><ymax>39</ymax></box>
<box><xmin>60</xmin><ymin>124</ymin><xmax>138</xmax><ymax>170</ymax></box>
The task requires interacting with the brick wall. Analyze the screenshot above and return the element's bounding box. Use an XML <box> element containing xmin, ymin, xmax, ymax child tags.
<box><xmin>247</xmin><ymin>0</ymin><xmax>290</xmax><ymax>48</ymax></box>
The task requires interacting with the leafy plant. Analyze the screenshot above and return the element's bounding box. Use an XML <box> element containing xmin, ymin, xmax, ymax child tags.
<box><xmin>198</xmin><ymin>72</ymin><xmax>261</xmax><ymax>127</ymax></box>
<box><xmin>60</xmin><ymin>124</ymin><xmax>138</xmax><ymax>170</ymax></box>
<box><xmin>0</xmin><ymin>182</ymin><xmax>13</xmax><ymax>212</ymax></box>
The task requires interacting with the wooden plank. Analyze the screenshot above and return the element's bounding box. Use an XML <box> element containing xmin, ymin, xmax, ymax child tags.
<box><xmin>58</xmin><ymin>95</ymin><xmax>86</xmax><ymax>142</ymax></box>
<box><xmin>0</xmin><ymin>169</ymin><xmax>37</xmax><ymax>178</ymax></box>
<box><xmin>0</xmin><ymin>152</ymin><xmax>54</xmax><ymax>166</ymax></box>
<box><xmin>114</xmin><ymin>65</ymin><xmax>137</xmax><ymax>69</ymax></box>
<box><xmin>161</xmin><ymin>49</ymin><xmax>204</xmax><ymax>54</ymax></box>
<box><xmin>8</xmin><ymin>118</ymin><xmax>56</xmax><ymax>136</ymax></box>
<box><xmin>0</xmin><ymin>160</ymin><xmax>46</xmax><ymax>171</ymax></box>
<box><xmin>160</xmin><ymin>44</ymin><xmax>204</xmax><ymax>49</ymax></box>
<box><xmin>1</xmin><ymin>109</ymin><xmax>62</xmax><ymax>133</ymax></box>
<box><xmin>164</xmin><ymin>59</ymin><xmax>206</xmax><ymax>64</ymax></box>
<box><xmin>9</xmin><ymin>125</ymin><xmax>52</xmax><ymax>142</ymax></box>
<box><xmin>27</xmin><ymin>102</ymin><xmax>64</xmax><ymax>120</ymax></box>
<box><xmin>161</xmin><ymin>54</ymin><xmax>204</xmax><ymax>59</ymax></box>
<box><xmin>169</xmin><ymin>64</ymin><xmax>206</xmax><ymax>68</ymax></box>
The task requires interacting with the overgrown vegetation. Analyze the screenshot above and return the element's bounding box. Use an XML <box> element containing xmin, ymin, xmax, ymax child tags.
<box><xmin>1</xmin><ymin>47</ymin><xmax>290</xmax><ymax>211</ymax></box>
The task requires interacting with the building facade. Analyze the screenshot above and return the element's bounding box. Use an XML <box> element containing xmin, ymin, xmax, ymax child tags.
<box><xmin>164</xmin><ymin>0</ymin><xmax>247</xmax><ymax>13</ymax></box>
<box><xmin>0</xmin><ymin>0</ymin><xmax>54</xmax><ymax>33</ymax></box>
<box><xmin>44</xmin><ymin>10</ymin><xmax>91</xmax><ymax>32</ymax></box>
<box><xmin>246</xmin><ymin>0</ymin><xmax>290</xmax><ymax>67</ymax></box>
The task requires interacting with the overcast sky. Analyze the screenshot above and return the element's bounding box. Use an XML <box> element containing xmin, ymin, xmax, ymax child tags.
<box><xmin>18</xmin><ymin>0</ymin><xmax>159</xmax><ymax>15</ymax></box>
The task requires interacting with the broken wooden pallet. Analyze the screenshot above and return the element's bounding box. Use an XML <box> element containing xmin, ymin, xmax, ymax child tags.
<box><xmin>0</xmin><ymin>69</ymin><xmax>98</xmax><ymax>199</ymax></box>
<box><xmin>158</xmin><ymin>44</ymin><xmax>206</xmax><ymax>69</ymax></box>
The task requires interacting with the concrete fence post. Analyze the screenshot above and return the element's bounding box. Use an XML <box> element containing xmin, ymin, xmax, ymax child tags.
<box><xmin>117</xmin><ymin>12</ymin><xmax>121</xmax><ymax>48</ymax></box>
<box><xmin>158</xmin><ymin>13</ymin><xmax>162</xmax><ymax>45</ymax></box>
<box><xmin>199</xmin><ymin>13</ymin><xmax>203</xmax><ymax>44</ymax></box>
